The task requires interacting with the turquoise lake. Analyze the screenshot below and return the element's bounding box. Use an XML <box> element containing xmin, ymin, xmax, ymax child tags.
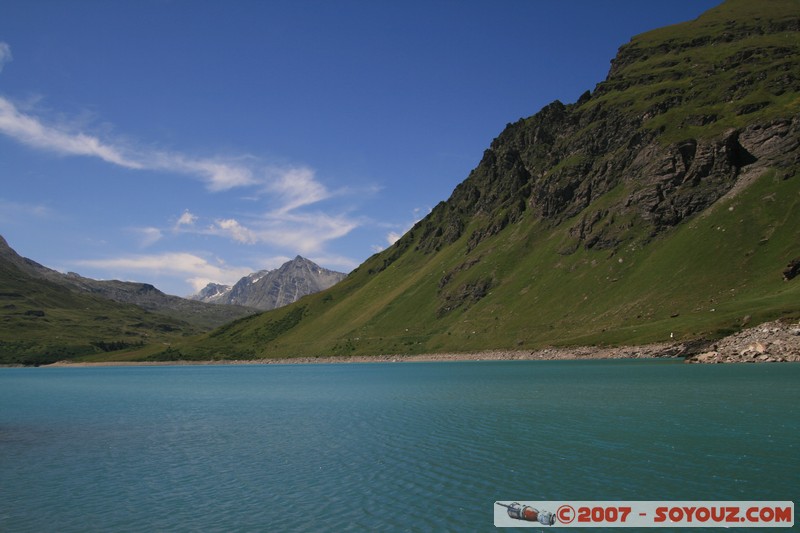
<box><xmin>0</xmin><ymin>360</ymin><xmax>797</xmax><ymax>532</ymax></box>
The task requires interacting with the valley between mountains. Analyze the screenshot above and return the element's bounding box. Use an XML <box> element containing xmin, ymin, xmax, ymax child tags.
<box><xmin>2</xmin><ymin>0</ymin><xmax>799</xmax><ymax>365</ymax></box>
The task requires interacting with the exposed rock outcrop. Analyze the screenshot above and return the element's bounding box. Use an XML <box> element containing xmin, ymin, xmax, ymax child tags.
<box><xmin>192</xmin><ymin>256</ymin><xmax>346</xmax><ymax>311</ymax></box>
<box><xmin>783</xmin><ymin>258</ymin><xmax>800</xmax><ymax>281</ymax></box>
<box><xmin>686</xmin><ymin>320</ymin><xmax>800</xmax><ymax>363</ymax></box>
<box><xmin>401</xmin><ymin>1</ymin><xmax>800</xmax><ymax>261</ymax></box>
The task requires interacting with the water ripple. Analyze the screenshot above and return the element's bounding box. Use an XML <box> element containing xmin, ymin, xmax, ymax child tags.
<box><xmin>0</xmin><ymin>362</ymin><xmax>797</xmax><ymax>531</ymax></box>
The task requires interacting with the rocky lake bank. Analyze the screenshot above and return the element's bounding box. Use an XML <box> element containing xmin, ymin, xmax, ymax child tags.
<box><xmin>40</xmin><ymin>319</ymin><xmax>800</xmax><ymax>367</ymax></box>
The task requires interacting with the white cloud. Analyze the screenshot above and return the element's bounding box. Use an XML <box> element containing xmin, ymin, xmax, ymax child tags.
<box><xmin>201</xmin><ymin>210</ymin><xmax>358</xmax><ymax>253</ymax></box>
<box><xmin>0</xmin><ymin>50</ymin><xmax>259</xmax><ymax>193</ymax></box>
<box><xmin>167</xmin><ymin>166</ymin><xmax>354</xmax><ymax>251</ymax></box>
<box><xmin>75</xmin><ymin>252</ymin><xmax>253</xmax><ymax>292</ymax></box>
<box><xmin>211</xmin><ymin>218</ymin><xmax>259</xmax><ymax>244</ymax></box>
<box><xmin>382</xmin><ymin>212</ymin><xmax>422</xmax><ymax>249</ymax></box>
<box><xmin>0</xmin><ymin>97</ymin><xmax>143</xmax><ymax>168</ymax></box>
<box><xmin>175</xmin><ymin>209</ymin><xmax>198</xmax><ymax>228</ymax></box>
<box><xmin>0</xmin><ymin>42</ymin><xmax>12</xmax><ymax>73</ymax></box>
<box><xmin>0</xmin><ymin>198</ymin><xmax>53</xmax><ymax>221</ymax></box>
<box><xmin>0</xmin><ymin>53</ymin><xmax>370</xmax><ymax>263</ymax></box>
<box><xmin>151</xmin><ymin>151</ymin><xmax>255</xmax><ymax>191</ymax></box>
<box><xmin>387</xmin><ymin>231</ymin><xmax>403</xmax><ymax>245</ymax></box>
<box><xmin>135</xmin><ymin>227</ymin><xmax>163</xmax><ymax>248</ymax></box>
<box><xmin>0</xmin><ymin>96</ymin><xmax>255</xmax><ymax>191</ymax></box>
<box><xmin>0</xmin><ymin>97</ymin><xmax>347</xmax><ymax>201</ymax></box>
<box><xmin>274</xmin><ymin>211</ymin><xmax>358</xmax><ymax>253</ymax></box>
<box><xmin>266</xmin><ymin>166</ymin><xmax>331</xmax><ymax>214</ymax></box>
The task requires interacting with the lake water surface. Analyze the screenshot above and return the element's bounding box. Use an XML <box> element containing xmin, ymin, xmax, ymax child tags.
<box><xmin>1</xmin><ymin>360</ymin><xmax>797</xmax><ymax>531</ymax></box>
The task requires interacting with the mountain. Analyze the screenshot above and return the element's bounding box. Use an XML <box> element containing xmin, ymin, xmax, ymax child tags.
<box><xmin>0</xmin><ymin>236</ymin><xmax>204</xmax><ymax>365</ymax></box>
<box><xmin>0</xmin><ymin>236</ymin><xmax>257</xmax><ymax>331</ymax></box>
<box><xmin>190</xmin><ymin>256</ymin><xmax>347</xmax><ymax>310</ymax></box>
<box><xmin>193</xmin><ymin>282</ymin><xmax>232</xmax><ymax>303</ymax></box>
<box><xmin>161</xmin><ymin>0</ymin><xmax>800</xmax><ymax>362</ymax></box>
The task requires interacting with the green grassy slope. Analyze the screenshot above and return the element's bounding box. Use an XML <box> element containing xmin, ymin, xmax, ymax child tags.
<box><xmin>116</xmin><ymin>0</ymin><xmax>800</xmax><ymax>361</ymax></box>
<box><xmin>170</xmin><ymin>164</ymin><xmax>799</xmax><ymax>361</ymax></box>
<box><xmin>592</xmin><ymin>0</ymin><xmax>800</xmax><ymax>142</ymax></box>
<box><xmin>0</xmin><ymin>259</ymin><xmax>201</xmax><ymax>365</ymax></box>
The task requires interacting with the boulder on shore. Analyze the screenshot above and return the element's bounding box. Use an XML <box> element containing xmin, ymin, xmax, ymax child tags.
<box><xmin>685</xmin><ymin>320</ymin><xmax>800</xmax><ymax>363</ymax></box>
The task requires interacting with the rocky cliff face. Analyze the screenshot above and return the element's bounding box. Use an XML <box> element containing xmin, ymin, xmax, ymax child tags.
<box><xmin>191</xmin><ymin>256</ymin><xmax>346</xmax><ymax>310</ymax></box>
<box><xmin>405</xmin><ymin>0</ymin><xmax>799</xmax><ymax>261</ymax></box>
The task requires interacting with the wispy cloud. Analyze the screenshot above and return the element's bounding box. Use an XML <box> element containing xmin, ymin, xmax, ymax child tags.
<box><xmin>132</xmin><ymin>227</ymin><xmax>163</xmax><ymax>248</ymax></box>
<box><xmin>0</xmin><ymin>95</ymin><xmax>363</xmax><ymax>250</ymax></box>
<box><xmin>261</xmin><ymin>210</ymin><xmax>359</xmax><ymax>253</ymax></box>
<box><xmin>161</xmin><ymin>165</ymin><xmax>363</xmax><ymax>252</ymax></box>
<box><xmin>386</xmin><ymin>231</ymin><xmax>404</xmax><ymax>245</ymax></box>
<box><xmin>204</xmin><ymin>209</ymin><xmax>359</xmax><ymax>254</ymax></box>
<box><xmin>0</xmin><ymin>198</ymin><xmax>54</xmax><ymax>222</ymax></box>
<box><xmin>151</xmin><ymin>151</ymin><xmax>255</xmax><ymax>191</ymax></box>
<box><xmin>0</xmin><ymin>42</ymin><xmax>12</xmax><ymax>73</ymax></box>
<box><xmin>0</xmin><ymin>97</ymin><xmax>143</xmax><ymax>168</ymax></box>
<box><xmin>174</xmin><ymin>209</ymin><xmax>198</xmax><ymax>229</ymax></box>
<box><xmin>1</xmin><ymin>47</ymin><xmax>372</xmax><ymax>269</ymax></box>
<box><xmin>75</xmin><ymin>252</ymin><xmax>253</xmax><ymax>293</ymax></box>
<box><xmin>266</xmin><ymin>166</ymin><xmax>331</xmax><ymax>214</ymax></box>
<box><xmin>211</xmin><ymin>218</ymin><xmax>259</xmax><ymax>244</ymax></box>
<box><xmin>0</xmin><ymin>95</ymin><xmax>256</xmax><ymax>191</ymax></box>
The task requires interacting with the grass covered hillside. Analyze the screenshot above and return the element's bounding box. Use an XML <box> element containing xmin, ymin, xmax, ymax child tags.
<box><xmin>0</xmin><ymin>233</ymin><xmax>264</xmax><ymax>365</ymax></box>
<box><xmin>0</xmin><ymin>252</ymin><xmax>202</xmax><ymax>365</ymax></box>
<box><xmin>595</xmin><ymin>0</ymin><xmax>800</xmax><ymax>142</ymax></box>
<box><xmin>172</xmin><ymin>167</ymin><xmax>800</xmax><ymax>361</ymax></box>
<box><xmin>131</xmin><ymin>0</ymin><xmax>800</xmax><ymax>361</ymax></box>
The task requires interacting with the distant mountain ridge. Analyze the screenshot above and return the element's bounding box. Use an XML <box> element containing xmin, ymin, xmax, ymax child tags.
<box><xmin>0</xmin><ymin>235</ymin><xmax>208</xmax><ymax>364</ymax></box>
<box><xmin>0</xmin><ymin>235</ymin><xmax>257</xmax><ymax>330</ymax></box>
<box><xmin>0</xmin><ymin>236</ymin><xmax>345</xmax><ymax>364</ymax></box>
<box><xmin>191</xmin><ymin>256</ymin><xmax>347</xmax><ymax>310</ymax></box>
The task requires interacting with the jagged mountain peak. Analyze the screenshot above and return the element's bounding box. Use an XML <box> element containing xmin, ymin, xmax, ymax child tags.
<box><xmin>191</xmin><ymin>256</ymin><xmax>346</xmax><ymax>310</ymax></box>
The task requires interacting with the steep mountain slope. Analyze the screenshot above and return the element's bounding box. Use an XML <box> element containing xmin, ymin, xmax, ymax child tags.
<box><xmin>0</xmin><ymin>236</ymin><xmax>257</xmax><ymax>330</ymax></box>
<box><xmin>157</xmin><ymin>0</ymin><xmax>800</xmax><ymax>360</ymax></box>
<box><xmin>0</xmin><ymin>238</ymin><xmax>203</xmax><ymax>365</ymax></box>
<box><xmin>191</xmin><ymin>256</ymin><xmax>346</xmax><ymax>310</ymax></box>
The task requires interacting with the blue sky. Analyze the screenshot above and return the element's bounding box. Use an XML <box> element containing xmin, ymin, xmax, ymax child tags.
<box><xmin>0</xmin><ymin>0</ymin><xmax>721</xmax><ymax>296</ymax></box>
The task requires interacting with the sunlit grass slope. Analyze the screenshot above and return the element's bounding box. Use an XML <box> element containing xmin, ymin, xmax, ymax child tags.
<box><xmin>0</xmin><ymin>261</ymin><xmax>201</xmax><ymax>365</ymax></box>
<box><xmin>124</xmin><ymin>0</ymin><xmax>800</xmax><ymax>361</ymax></box>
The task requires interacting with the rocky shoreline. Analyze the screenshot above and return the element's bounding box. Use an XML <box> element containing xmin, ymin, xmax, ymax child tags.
<box><xmin>684</xmin><ymin>319</ymin><xmax>800</xmax><ymax>363</ymax></box>
<box><xmin>43</xmin><ymin>319</ymin><xmax>800</xmax><ymax>367</ymax></box>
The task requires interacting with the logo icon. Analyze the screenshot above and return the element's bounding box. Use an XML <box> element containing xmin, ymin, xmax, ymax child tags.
<box><xmin>496</xmin><ymin>502</ymin><xmax>556</xmax><ymax>526</ymax></box>
<box><xmin>557</xmin><ymin>504</ymin><xmax>576</xmax><ymax>524</ymax></box>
